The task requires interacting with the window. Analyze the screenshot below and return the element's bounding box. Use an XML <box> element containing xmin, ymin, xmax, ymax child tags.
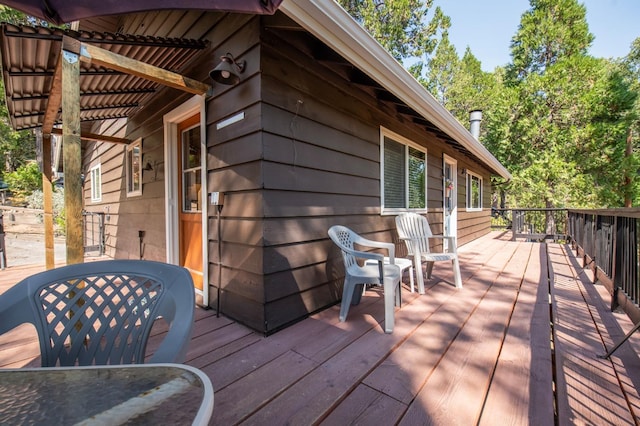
<box><xmin>381</xmin><ymin>128</ymin><xmax>427</xmax><ymax>213</ymax></box>
<box><xmin>466</xmin><ymin>171</ymin><xmax>482</xmax><ymax>211</ymax></box>
<box><xmin>181</xmin><ymin>123</ymin><xmax>202</xmax><ymax>212</ymax></box>
<box><xmin>90</xmin><ymin>164</ymin><xmax>102</xmax><ymax>202</ymax></box>
<box><xmin>126</xmin><ymin>138</ymin><xmax>142</xmax><ymax>197</ymax></box>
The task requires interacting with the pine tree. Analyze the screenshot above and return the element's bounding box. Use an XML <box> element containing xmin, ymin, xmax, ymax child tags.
<box><xmin>484</xmin><ymin>0</ymin><xmax>636</xmax><ymax>209</ymax></box>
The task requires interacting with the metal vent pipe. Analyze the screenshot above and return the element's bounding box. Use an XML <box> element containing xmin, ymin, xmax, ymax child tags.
<box><xmin>469</xmin><ymin>109</ymin><xmax>482</xmax><ymax>140</ymax></box>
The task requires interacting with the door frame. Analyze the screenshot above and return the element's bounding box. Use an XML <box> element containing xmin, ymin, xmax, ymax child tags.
<box><xmin>443</xmin><ymin>154</ymin><xmax>458</xmax><ymax>239</ymax></box>
<box><xmin>163</xmin><ymin>95</ymin><xmax>208</xmax><ymax>305</ymax></box>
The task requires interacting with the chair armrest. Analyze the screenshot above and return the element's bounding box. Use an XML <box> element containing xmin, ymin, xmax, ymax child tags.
<box><xmin>401</xmin><ymin>235</ymin><xmax>458</xmax><ymax>254</ymax></box>
<box><xmin>0</xmin><ymin>283</ymin><xmax>31</xmax><ymax>335</ymax></box>
<box><xmin>426</xmin><ymin>235</ymin><xmax>458</xmax><ymax>253</ymax></box>
<box><xmin>352</xmin><ymin>236</ymin><xmax>396</xmax><ymax>263</ymax></box>
<box><xmin>340</xmin><ymin>245</ymin><xmax>385</xmax><ymax>263</ymax></box>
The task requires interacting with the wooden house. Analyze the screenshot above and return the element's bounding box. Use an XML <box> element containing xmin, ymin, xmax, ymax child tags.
<box><xmin>0</xmin><ymin>1</ymin><xmax>510</xmax><ymax>334</ymax></box>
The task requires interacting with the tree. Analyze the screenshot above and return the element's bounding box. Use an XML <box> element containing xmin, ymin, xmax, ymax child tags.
<box><xmin>338</xmin><ymin>0</ymin><xmax>450</xmax><ymax>71</ymax></box>
<box><xmin>0</xmin><ymin>72</ymin><xmax>36</xmax><ymax>176</ymax></box>
<box><xmin>482</xmin><ymin>0</ymin><xmax>637</xmax><ymax>211</ymax></box>
<box><xmin>424</xmin><ymin>31</ymin><xmax>459</xmax><ymax>107</ymax></box>
<box><xmin>425</xmin><ymin>35</ymin><xmax>496</xmax><ymax>134</ymax></box>
<box><xmin>447</xmin><ymin>48</ymin><xmax>496</xmax><ymax>128</ymax></box>
<box><xmin>620</xmin><ymin>37</ymin><xmax>640</xmax><ymax>206</ymax></box>
<box><xmin>5</xmin><ymin>161</ymin><xmax>42</xmax><ymax>201</ymax></box>
<box><xmin>0</xmin><ymin>6</ymin><xmax>38</xmax><ymax>178</ymax></box>
<box><xmin>507</xmin><ymin>0</ymin><xmax>593</xmax><ymax>81</ymax></box>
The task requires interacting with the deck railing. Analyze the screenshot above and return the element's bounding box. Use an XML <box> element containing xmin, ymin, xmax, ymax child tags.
<box><xmin>491</xmin><ymin>208</ymin><xmax>569</xmax><ymax>242</ymax></box>
<box><xmin>493</xmin><ymin>207</ymin><xmax>640</xmax><ymax>323</ymax></box>
<box><xmin>83</xmin><ymin>211</ymin><xmax>105</xmax><ymax>256</ymax></box>
<box><xmin>568</xmin><ymin>209</ymin><xmax>640</xmax><ymax>319</ymax></box>
<box><xmin>568</xmin><ymin>209</ymin><xmax>640</xmax><ymax>357</ymax></box>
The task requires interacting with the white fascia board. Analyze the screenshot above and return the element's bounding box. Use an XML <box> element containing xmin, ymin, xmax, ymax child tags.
<box><xmin>279</xmin><ymin>0</ymin><xmax>512</xmax><ymax>181</ymax></box>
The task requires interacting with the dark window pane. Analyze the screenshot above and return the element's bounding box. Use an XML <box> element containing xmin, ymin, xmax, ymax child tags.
<box><xmin>384</xmin><ymin>137</ymin><xmax>405</xmax><ymax>208</ymax></box>
<box><xmin>408</xmin><ymin>147</ymin><xmax>425</xmax><ymax>209</ymax></box>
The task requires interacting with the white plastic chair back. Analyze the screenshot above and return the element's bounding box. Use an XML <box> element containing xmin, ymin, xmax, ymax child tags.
<box><xmin>0</xmin><ymin>260</ymin><xmax>195</xmax><ymax>366</ymax></box>
<box><xmin>329</xmin><ymin>225</ymin><xmax>361</xmax><ymax>276</ymax></box>
<box><xmin>395</xmin><ymin>213</ymin><xmax>463</xmax><ymax>291</ymax></box>
<box><xmin>328</xmin><ymin>225</ymin><xmax>401</xmax><ymax>333</ymax></box>
<box><xmin>395</xmin><ymin>212</ymin><xmax>433</xmax><ymax>256</ymax></box>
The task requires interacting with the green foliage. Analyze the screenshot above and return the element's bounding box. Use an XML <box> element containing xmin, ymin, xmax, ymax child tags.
<box><xmin>26</xmin><ymin>188</ymin><xmax>66</xmax><ymax>233</ymax></box>
<box><xmin>5</xmin><ymin>162</ymin><xmax>42</xmax><ymax>199</ymax></box>
<box><xmin>507</xmin><ymin>0</ymin><xmax>593</xmax><ymax>81</ymax></box>
<box><xmin>337</xmin><ymin>0</ymin><xmax>450</xmax><ymax>68</ymax></box>
<box><xmin>620</xmin><ymin>37</ymin><xmax>640</xmax><ymax>206</ymax></box>
<box><xmin>0</xmin><ymin>5</ymin><xmax>32</xmax><ymax>25</ymax></box>
<box><xmin>482</xmin><ymin>0</ymin><xmax>638</xmax><ymax>209</ymax></box>
<box><xmin>424</xmin><ymin>34</ymin><xmax>497</xmax><ymax>130</ymax></box>
<box><xmin>0</xmin><ymin>6</ymin><xmax>57</xmax><ymax>181</ymax></box>
<box><xmin>0</xmin><ymin>55</ymin><xmax>37</xmax><ymax>173</ymax></box>
<box><xmin>0</xmin><ymin>5</ymin><xmax>67</xmax><ymax>27</ymax></box>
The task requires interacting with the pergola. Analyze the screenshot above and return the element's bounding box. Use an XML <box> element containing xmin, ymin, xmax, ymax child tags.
<box><xmin>0</xmin><ymin>1</ymin><xmax>283</xmax><ymax>268</ymax></box>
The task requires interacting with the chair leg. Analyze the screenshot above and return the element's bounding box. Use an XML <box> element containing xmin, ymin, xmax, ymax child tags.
<box><xmin>452</xmin><ymin>257</ymin><xmax>463</xmax><ymax>289</ymax></box>
<box><xmin>351</xmin><ymin>284</ymin><xmax>364</xmax><ymax>305</ymax></box>
<box><xmin>409</xmin><ymin>266</ymin><xmax>415</xmax><ymax>293</ymax></box>
<box><xmin>383</xmin><ymin>280</ymin><xmax>398</xmax><ymax>334</ymax></box>
<box><xmin>414</xmin><ymin>252</ymin><xmax>425</xmax><ymax>294</ymax></box>
<box><xmin>426</xmin><ymin>261</ymin><xmax>435</xmax><ymax>279</ymax></box>
<box><xmin>339</xmin><ymin>278</ymin><xmax>356</xmax><ymax>322</ymax></box>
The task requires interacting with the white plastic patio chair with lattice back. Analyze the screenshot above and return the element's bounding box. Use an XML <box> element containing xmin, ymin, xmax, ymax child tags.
<box><xmin>0</xmin><ymin>259</ymin><xmax>195</xmax><ymax>366</ymax></box>
<box><xmin>328</xmin><ymin>225</ymin><xmax>401</xmax><ymax>334</ymax></box>
<box><xmin>395</xmin><ymin>212</ymin><xmax>463</xmax><ymax>293</ymax></box>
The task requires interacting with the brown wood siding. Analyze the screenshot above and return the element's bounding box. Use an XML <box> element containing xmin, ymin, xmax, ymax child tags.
<box><xmin>254</xmin><ymin>20</ymin><xmax>501</xmax><ymax>332</ymax></box>
<box><xmin>79</xmin><ymin>11</ymin><xmax>504</xmax><ymax>334</ymax></box>
<box><xmin>202</xmin><ymin>17</ymin><xmax>266</xmax><ymax>331</ymax></box>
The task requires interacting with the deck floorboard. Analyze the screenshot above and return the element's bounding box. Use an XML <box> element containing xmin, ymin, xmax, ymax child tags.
<box><xmin>1</xmin><ymin>231</ymin><xmax>639</xmax><ymax>425</ymax></box>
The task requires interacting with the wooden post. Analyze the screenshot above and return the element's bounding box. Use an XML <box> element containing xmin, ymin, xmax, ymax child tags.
<box><xmin>38</xmin><ymin>130</ymin><xmax>55</xmax><ymax>269</ymax></box>
<box><xmin>62</xmin><ymin>37</ymin><xmax>83</xmax><ymax>265</ymax></box>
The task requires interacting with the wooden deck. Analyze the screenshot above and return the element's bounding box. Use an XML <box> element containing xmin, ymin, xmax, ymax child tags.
<box><xmin>2</xmin><ymin>231</ymin><xmax>640</xmax><ymax>425</ymax></box>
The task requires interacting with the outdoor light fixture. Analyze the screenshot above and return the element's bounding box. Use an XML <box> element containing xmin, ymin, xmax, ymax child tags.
<box><xmin>209</xmin><ymin>53</ymin><xmax>245</xmax><ymax>85</ymax></box>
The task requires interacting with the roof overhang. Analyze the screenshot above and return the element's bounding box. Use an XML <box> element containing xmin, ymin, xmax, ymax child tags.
<box><xmin>280</xmin><ymin>0</ymin><xmax>511</xmax><ymax>180</ymax></box>
<box><xmin>0</xmin><ymin>23</ymin><xmax>210</xmax><ymax>134</ymax></box>
<box><xmin>0</xmin><ymin>0</ymin><xmax>283</xmax><ymax>25</ymax></box>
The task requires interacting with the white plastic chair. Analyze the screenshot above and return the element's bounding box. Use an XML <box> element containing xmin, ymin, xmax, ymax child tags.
<box><xmin>0</xmin><ymin>260</ymin><xmax>195</xmax><ymax>366</ymax></box>
<box><xmin>328</xmin><ymin>225</ymin><xmax>401</xmax><ymax>334</ymax></box>
<box><xmin>395</xmin><ymin>213</ymin><xmax>463</xmax><ymax>293</ymax></box>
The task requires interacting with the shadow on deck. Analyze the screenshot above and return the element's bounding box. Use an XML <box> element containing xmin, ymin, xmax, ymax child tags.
<box><xmin>1</xmin><ymin>231</ymin><xmax>639</xmax><ymax>424</ymax></box>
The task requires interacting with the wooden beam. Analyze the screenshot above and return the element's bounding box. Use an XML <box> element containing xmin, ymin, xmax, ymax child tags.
<box><xmin>40</xmin><ymin>53</ymin><xmax>63</xmax><ymax>269</ymax></box>
<box><xmin>42</xmin><ymin>55</ymin><xmax>63</xmax><ymax>134</ymax></box>
<box><xmin>37</xmin><ymin>130</ymin><xmax>55</xmax><ymax>269</ymax></box>
<box><xmin>51</xmin><ymin>128</ymin><xmax>130</xmax><ymax>144</ymax></box>
<box><xmin>79</xmin><ymin>41</ymin><xmax>211</xmax><ymax>95</ymax></box>
<box><xmin>62</xmin><ymin>45</ymin><xmax>84</xmax><ymax>265</ymax></box>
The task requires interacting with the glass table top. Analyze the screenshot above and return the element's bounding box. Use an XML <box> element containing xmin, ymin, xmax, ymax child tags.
<box><xmin>0</xmin><ymin>363</ymin><xmax>213</xmax><ymax>425</ymax></box>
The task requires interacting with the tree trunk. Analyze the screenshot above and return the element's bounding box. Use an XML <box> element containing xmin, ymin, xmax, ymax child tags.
<box><xmin>545</xmin><ymin>198</ymin><xmax>556</xmax><ymax>236</ymax></box>
<box><xmin>624</xmin><ymin>127</ymin><xmax>633</xmax><ymax>208</ymax></box>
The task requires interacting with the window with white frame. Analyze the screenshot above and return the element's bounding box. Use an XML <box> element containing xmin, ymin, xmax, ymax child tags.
<box><xmin>126</xmin><ymin>138</ymin><xmax>142</xmax><ymax>197</ymax></box>
<box><xmin>90</xmin><ymin>164</ymin><xmax>102</xmax><ymax>202</ymax></box>
<box><xmin>466</xmin><ymin>171</ymin><xmax>482</xmax><ymax>211</ymax></box>
<box><xmin>381</xmin><ymin>128</ymin><xmax>427</xmax><ymax>213</ymax></box>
